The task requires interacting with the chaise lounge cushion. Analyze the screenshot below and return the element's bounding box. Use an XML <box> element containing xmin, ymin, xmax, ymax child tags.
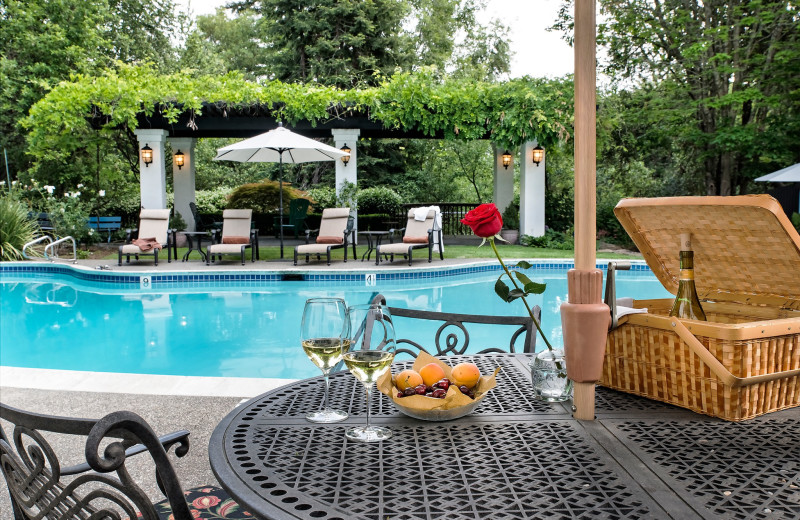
<box><xmin>403</xmin><ymin>236</ymin><xmax>429</xmax><ymax>244</ymax></box>
<box><xmin>317</xmin><ymin>235</ymin><xmax>344</xmax><ymax>244</ymax></box>
<box><xmin>222</xmin><ymin>236</ymin><xmax>250</xmax><ymax>244</ymax></box>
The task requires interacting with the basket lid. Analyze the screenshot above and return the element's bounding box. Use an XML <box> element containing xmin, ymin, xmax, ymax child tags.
<box><xmin>614</xmin><ymin>195</ymin><xmax>800</xmax><ymax>310</ymax></box>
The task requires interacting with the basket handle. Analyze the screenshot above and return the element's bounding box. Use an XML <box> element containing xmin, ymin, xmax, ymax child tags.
<box><xmin>670</xmin><ymin>319</ymin><xmax>800</xmax><ymax>388</ymax></box>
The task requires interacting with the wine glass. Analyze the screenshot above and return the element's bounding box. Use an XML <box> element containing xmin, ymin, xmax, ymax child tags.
<box><xmin>343</xmin><ymin>303</ymin><xmax>396</xmax><ymax>442</ymax></box>
<box><xmin>301</xmin><ymin>297</ymin><xmax>351</xmax><ymax>423</ymax></box>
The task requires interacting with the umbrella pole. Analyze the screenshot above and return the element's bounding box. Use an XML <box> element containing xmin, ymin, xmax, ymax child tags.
<box><xmin>560</xmin><ymin>0</ymin><xmax>610</xmax><ymax>421</ymax></box>
<box><xmin>279</xmin><ymin>155</ymin><xmax>284</xmax><ymax>259</ymax></box>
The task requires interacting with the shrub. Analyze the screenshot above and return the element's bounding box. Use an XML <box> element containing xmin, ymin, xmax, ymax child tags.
<box><xmin>792</xmin><ymin>212</ymin><xmax>800</xmax><ymax>232</ymax></box>
<box><xmin>195</xmin><ymin>187</ymin><xmax>234</xmax><ymax>213</ymax></box>
<box><xmin>521</xmin><ymin>229</ymin><xmax>574</xmax><ymax>250</ymax></box>
<box><xmin>502</xmin><ymin>204</ymin><xmax>519</xmax><ymax>229</ymax></box>
<box><xmin>0</xmin><ymin>195</ymin><xmax>41</xmax><ymax>260</ymax></box>
<box><xmin>226</xmin><ymin>180</ymin><xmax>309</xmax><ymax>213</ymax></box>
<box><xmin>306</xmin><ymin>186</ymin><xmax>337</xmax><ymax>211</ymax></box>
<box><xmin>357</xmin><ymin>186</ymin><xmax>403</xmax><ymax>215</ymax></box>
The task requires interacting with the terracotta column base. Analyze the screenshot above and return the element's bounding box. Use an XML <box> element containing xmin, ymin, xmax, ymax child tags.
<box><xmin>561</xmin><ymin>269</ymin><xmax>610</xmax><ymax>420</ymax></box>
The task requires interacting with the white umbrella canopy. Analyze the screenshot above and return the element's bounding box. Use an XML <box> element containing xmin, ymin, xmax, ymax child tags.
<box><xmin>213</xmin><ymin>126</ymin><xmax>349</xmax><ymax>163</ymax></box>
<box><xmin>754</xmin><ymin>163</ymin><xmax>800</xmax><ymax>183</ymax></box>
<box><xmin>213</xmin><ymin>125</ymin><xmax>350</xmax><ymax>258</ymax></box>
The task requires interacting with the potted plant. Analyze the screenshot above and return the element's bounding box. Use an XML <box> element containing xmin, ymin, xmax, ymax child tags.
<box><xmin>499</xmin><ymin>204</ymin><xmax>519</xmax><ymax>244</ymax></box>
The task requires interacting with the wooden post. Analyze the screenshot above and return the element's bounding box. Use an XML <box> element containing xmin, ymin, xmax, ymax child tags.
<box><xmin>563</xmin><ymin>0</ymin><xmax>610</xmax><ymax>421</ymax></box>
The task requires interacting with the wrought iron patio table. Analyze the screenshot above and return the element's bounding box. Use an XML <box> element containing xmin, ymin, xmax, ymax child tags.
<box><xmin>209</xmin><ymin>353</ymin><xmax>800</xmax><ymax>520</ymax></box>
<box><xmin>357</xmin><ymin>230</ymin><xmax>390</xmax><ymax>261</ymax></box>
<box><xmin>181</xmin><ymin>231</ymin><xmax>210</xmax><ymax>261</ymax></box>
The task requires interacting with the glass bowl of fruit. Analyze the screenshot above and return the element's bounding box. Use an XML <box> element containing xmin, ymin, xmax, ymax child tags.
<box><xmin>377</xmin><ymin>352</ymin><xmax>499</xmax><ymax>421</ymax></box>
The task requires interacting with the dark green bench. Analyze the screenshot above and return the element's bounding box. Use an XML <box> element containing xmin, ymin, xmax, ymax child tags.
<box><xmin>88</xmin><ymin>216</ymin><xmax>122</xmax><ymax>242</ymax></box>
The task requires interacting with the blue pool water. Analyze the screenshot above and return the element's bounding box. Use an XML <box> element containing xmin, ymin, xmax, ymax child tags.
<box><xmin>0</xmin><ymin>265</ymin><xmax>671</xmax><ymax>379</ymax></box>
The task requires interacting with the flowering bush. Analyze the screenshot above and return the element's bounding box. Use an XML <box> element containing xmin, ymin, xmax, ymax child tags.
<box><xmin>461</xmin><ymin>203</ymin><xmax>554</xmax><ymax>351</ymax></box>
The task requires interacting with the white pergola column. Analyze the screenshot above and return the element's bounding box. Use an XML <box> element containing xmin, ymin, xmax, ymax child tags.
<box><xmin>492</xmin><ymin>144</ymin><xmax>514</xmax><ymax>215</ymax></box>
<box><xmin>332</xmin><ymin>129</ymin><xmax>360</xmax><ymax>231</ymax></box>
<box><xmin>169</xmin><ymin>137</ymin><xmax>197</xmax><ymax>230</ymax></box>
<box><xmin>133</xmin><ymin>129</ymin><xmax>169</xmax><ymax>209</ymax></box>
<box><xmin>519</xmin><ymin>140</ymin><xmax>546</xmax><ymax>237</ymax></box>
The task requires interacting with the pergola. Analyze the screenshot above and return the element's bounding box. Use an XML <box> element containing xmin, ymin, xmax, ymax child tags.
<box><xmin>131</xmin><ymin>104</ymin><xmax>548</xmax><ymax>237</ymax></box>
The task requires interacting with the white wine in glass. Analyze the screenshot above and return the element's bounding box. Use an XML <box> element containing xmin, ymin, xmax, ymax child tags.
<box><xmin>301</xmin><ymin>298</ymin><xmax>350</xmax><ymax>423</ymax></box>
<box><xmin>344</xmin><ymin>303</ymin><xmax>396</xmax><ymax>442</ymax></box>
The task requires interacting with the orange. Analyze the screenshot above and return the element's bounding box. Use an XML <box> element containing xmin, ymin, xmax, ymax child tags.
<box><xmin>418</xmin><ymin>363</ymin><xmax>446</xmax><ymax>387</ymax></box>
<box><xmin>451</xmin><ymin>362</ymin><xmax>481</xmax><ymax>388</ymax></box>
<box><xmin>395</xmin><ymin>369</ymin><xmax>423</xmax><ymax>390</ymax></box>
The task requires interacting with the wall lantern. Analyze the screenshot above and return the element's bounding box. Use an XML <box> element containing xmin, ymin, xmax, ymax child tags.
<box><xmin>531</xmin><ymin>145</ymin><xmax>544</xmax><ymax>166</ymax></box>
<box><xmin>174</xmin><ymin>150</ymin><xmax>185</xmax><ymax>170</ymax></box>
<box><xmin>501</xmin><ymin>150</ymin><xmax>512</xmax><ymax>170</ymax></box>
<box><xmin>141</xmin><ymin>144</ymin><xmax>153</xmax><ymax>167</ymax></box>
<box><xmin>340</xmin><ymin>144</ymin><xmax>351</xmax><ymax>166</ymax></box>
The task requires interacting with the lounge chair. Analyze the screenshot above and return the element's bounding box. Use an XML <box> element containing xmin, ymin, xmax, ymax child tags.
<box><xmin>371</xmin><ymin>294</ymin><xmax>539</xmax><ymax>358</ymax></box>
<box><xmin>0</xmin><ymin>403</ymin><xmax>250</xmax><ymax>520</ymax></box>
<box><xmin>207</xmin><ymin>209</ymin><xmax>258</xmax><ymax>265</ymax></box>
<box><xmin>294</xmin><ymin>207</ymin><xmax>356</xmax><ymax>265</ymax></box>
<box><xmin>189</xmin><ymin>201</ymin><xmax>221</xmax><ymax>232</ymax></box>
<box><xmin>375</xmin><ymin>207</ymin><xmax>444</xmax><ymax>266</ymax></box>
<box><xmin>118</xmin><ymin>209</ymin><xmax>175</xmax><ymax>266</ymax></box>
<box><xmin>274</xmin><ymin>197</ymin><xmax>310</xmax><ymax>238</ymax></box>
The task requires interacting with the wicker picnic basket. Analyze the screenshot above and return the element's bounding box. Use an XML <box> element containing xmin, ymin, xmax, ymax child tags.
<box><xmin>601</xmin><ymin>195</ymin><xmax>800</xmax><ymax>421</ymax></box>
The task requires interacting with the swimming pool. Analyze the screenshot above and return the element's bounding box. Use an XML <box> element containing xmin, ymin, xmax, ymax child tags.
<box><xmin>0</xmin><ymin>263</ymin><xmax>670</xmax><ymax>379</ymax></box>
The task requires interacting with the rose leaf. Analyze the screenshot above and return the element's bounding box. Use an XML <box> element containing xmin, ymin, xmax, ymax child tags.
<box><xmin>524</xmin><ymin>281</ymin><xmax>547</xmax><ymax>295</ymax></box>
<box><xmin>516</xmin><ymin>260</ymin><xmax>532</xmax><ymax>269</ymax></box>
<box><xmin>494</xmin><ymin>278</ymin><xmax>510</xmax><ymax>302</ymax></box>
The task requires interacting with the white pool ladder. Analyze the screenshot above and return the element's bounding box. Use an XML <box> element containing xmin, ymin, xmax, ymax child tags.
<box><xmin>22</xmin><ymin>235</ymin><xmax>78</xmax><ymax>264</ymax></box>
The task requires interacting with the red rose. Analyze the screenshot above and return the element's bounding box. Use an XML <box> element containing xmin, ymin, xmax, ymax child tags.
<box><xmin>461</xmin><ymin>203</ymin><xmax>503</xmax><ymax>238</ymax></box>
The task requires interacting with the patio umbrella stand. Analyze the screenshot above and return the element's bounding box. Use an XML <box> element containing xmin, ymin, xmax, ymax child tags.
<box><xmin>214</xmin><ymin>124</ymin><xmax>349</xmax><ymax>258</ymax></box>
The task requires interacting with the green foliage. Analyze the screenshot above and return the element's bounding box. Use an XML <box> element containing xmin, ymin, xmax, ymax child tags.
<box><xmin>501</xmin><ymin>204</ymin><xmax>519</xmax><ymax>229</ymax></box>
<box><xmin>791</xmin><ymin>212</ymin><xmax>800</xmax><ymax>232</ymax></box>
<box><xmin>494</xmin><ymin>260</ymin><xmax>547</xmax><ymax>303</ymax></box>
<box><xmin>306</xmin><ymin>187</ymin><xmax>337</xmax><ymax>211</ymax></box>
<box><xmin>195</xmin><ymin>188</ymin><xmax>234</xmax><ymax>214</ymax></box>
<box><xmin>0</xmin><ymin>193</ymin><xmax>41</xmax><ymax>260</ymax></box>
<box><xmin>232</xmin><ymin>0</ymin><xmax>411</xmax><ymax>88</ymax></box>
<box><xmin>171</xmin><ymin>210</ymin><xmax>187</xmax><ymax>231</ymax></box>
<box><xmin>24</xmin><ymin>64</ymin><xmax>573</xmax><ymax>178</ymax></box>
<box><xmin>357</xmin><ymin>186</ymin><xmax>403</xmax><ymax>215</ymax></box>
<box><xmin>226</xmin><ymin>180</ymin><xmax>308</xmax><ymax>214</ymax></box>
<box><xmin>521</xmin><ymin>229</ymin><xmax>574</xmax><ymax>251</ymax></box>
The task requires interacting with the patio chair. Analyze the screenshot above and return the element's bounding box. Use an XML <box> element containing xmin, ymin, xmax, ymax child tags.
<box><xmin>294</xmin><ymin>207</ymin><xmax>356</xmax><ymax>266</ymax></box>
<box><xmin>189</xmin><ymin>201</ymin><xmax>221</xmax><ymax>232</ymax></box>
<box><xmin>273</xmin><ymin>198</ymin><xmax>310</xmax><ymax>238</ymax></box>
<box><xmin>118</xmin><ymin>209</ymin><xmax>175</xmax><ymax>266</ymax></box>
<box><xmin>207</xmin><ymin>209</ymin><xmax>258</xmax><ymax>265</ymax></box>
<box><xmin>0</xmin><ymin>403</ymin><xmax>250</xmax><ymax>520</ymax></box>
<box><xmin>375</xmin><ymin>207</ymin><xmax>444</xmax><ymax>266</ymax></box>
<box><xmin>371</xmin><ymin>294</ymin><xmax>539</xmax><ymax>358</ymax></box>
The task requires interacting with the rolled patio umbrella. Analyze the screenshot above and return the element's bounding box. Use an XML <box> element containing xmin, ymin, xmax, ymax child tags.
<box><xmin>214</xmin><ymin>124</ymin><xmax>349</xmax><ymax>258</ymax></box>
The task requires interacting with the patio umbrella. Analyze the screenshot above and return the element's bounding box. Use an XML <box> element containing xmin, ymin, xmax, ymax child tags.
<box><xmin>214</xmin><ymin>125</ymin><xmax>349</xmax><ymax>258</ymax></box>
<box><xmin>755</xmin><ymin>163</ymin><xmax>800</xmax><ymax>213</ymax></box>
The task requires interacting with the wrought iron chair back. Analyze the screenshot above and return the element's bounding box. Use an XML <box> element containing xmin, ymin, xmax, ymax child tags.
<box><xmin>370</xmin><ymin>294</ymin><xmax>539</xmax><ymax>358</ymax></box>
<box><xmin>0</xmin><ymin>403</ymin><xmax>237</xmax><ymax>520</ymax></box>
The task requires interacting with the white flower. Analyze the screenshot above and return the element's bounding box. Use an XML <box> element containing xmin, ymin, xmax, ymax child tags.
<box><xmin>77</xmin><ymin>183</ymin><xmax>84</xmax><ymax>188</ymax></box>
<box><xmin>11</xmin><ymin>180</ymin><xmax>17</xmax><ymax>186</ymax></box>
<box><xmin>44</xmin><ymin>185</ymin><xmax>55</xmax><ymax>194</ymax></box>
<box><xmin>60</xmin><ymin>207</ymin><xmax>65</xmax><ymax>213</ymax></box>
<box><xmin>88</xmin><ymin>229</ymin><xmax>94</xmax><ymax>235</ymax></box>
<box><xmin>98</xmin><ymin>190</ymin><xmax>106</xmax><ymax>197</ymax></box>
<box><xmin>74</xmin><ymin>191</ymin><xmax>81</xmax><ymax>197</ymax></box>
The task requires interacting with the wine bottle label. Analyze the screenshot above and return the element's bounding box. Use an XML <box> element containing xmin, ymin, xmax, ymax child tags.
<box><xmin>680</xmin><ymin>269</ymin><xmax>694</xmax><ymax>280</ymax></box>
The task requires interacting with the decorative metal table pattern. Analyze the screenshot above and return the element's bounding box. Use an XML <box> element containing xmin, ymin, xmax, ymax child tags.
<box><xmin>209</xmin><ymin>354</ymin><xmax>800</xmax><ymax>520</ymax></box>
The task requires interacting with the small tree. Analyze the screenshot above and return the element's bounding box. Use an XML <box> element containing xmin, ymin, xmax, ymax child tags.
<box><xmin>227</xmin><ymin>180</ymin><xmax>311</xmax><ymax>213</ymax></box>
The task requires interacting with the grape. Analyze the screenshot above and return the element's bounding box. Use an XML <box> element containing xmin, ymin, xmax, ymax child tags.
<box><xmin>431</xmin><ymin>388</ymin><xmax>447</xmax><ymax>398</ymax></box>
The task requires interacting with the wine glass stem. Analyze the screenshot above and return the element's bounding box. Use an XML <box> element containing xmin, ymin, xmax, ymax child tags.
<box><xmin>322</xmin><ymin>373</ymin><xmax>331</xmax><ymax>411</ymax></box>
<box><xmin>364</xmin><ymin>384</ymin><xmax>373</xmax><ymax>429</ymax></box>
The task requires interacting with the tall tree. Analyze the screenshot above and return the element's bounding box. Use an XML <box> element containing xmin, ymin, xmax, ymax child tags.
<box><xmin>229</xmin><ymin>0</ymin><xmax>413</xmax><ymax>88</ymax></box>
<box><xmin>557</xmin><ymin>0</ymin><xmax>800</xmax><ymax>196</ymax></box>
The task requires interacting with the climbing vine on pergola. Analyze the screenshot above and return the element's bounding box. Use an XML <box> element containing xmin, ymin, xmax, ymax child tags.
<box><xmin>24</xmin><ymin>64</ymin><xmax>574</xmax><ymax>162</ymax></box>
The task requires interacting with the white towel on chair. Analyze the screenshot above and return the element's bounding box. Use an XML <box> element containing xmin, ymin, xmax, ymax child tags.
<box><xmin>413</xmin><ymin>206</ymin><xmax>430</xmax><ymax>221</ymax></box>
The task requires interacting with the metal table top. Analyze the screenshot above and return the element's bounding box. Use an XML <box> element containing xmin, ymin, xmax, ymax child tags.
<box><xmin>209</xmin><ymin>354</ymin><xmax>800</xmax><ymax>520</ymax></box>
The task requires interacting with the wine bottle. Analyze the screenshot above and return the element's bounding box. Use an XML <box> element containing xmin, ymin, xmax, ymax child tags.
<box><xmin>669</xmin><ymin>233</ymin><xmax>707</xmax><ymax>321</ymax></box>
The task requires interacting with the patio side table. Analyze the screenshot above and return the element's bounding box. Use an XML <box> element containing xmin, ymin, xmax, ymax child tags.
<box><xmin>357</xmin><ymin>230</ymin><xmax>390</xmax><ymax>261</ymax></box>
<box><xmin>181</xmin><ymin>231</ymin><xmax>210</xmax><ymax>261</ymax></box>
<box><xmin>209</xmin><ymin>354</ymin><xmax>740</xmax><ymax>520</ymax></box>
